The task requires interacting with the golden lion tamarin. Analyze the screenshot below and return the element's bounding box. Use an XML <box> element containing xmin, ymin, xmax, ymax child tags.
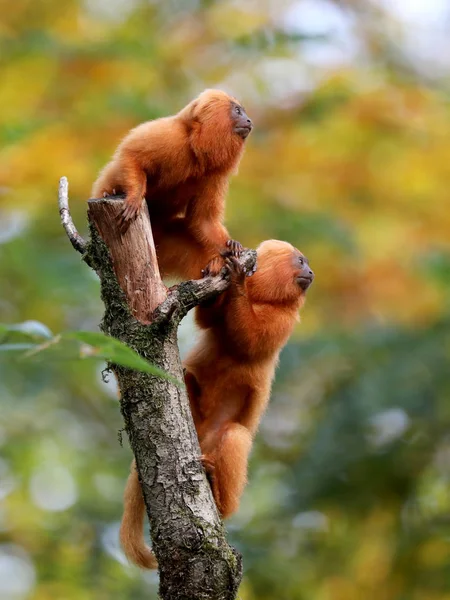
<box><xmin>92</xmin><ymin>89</ymin><xmax>253</xmax><ymax>278</ymax></box>
<box><xmin>119</xmin><ymin>240</ymin><xmax>314</xmax><ymax>568</ymax></box>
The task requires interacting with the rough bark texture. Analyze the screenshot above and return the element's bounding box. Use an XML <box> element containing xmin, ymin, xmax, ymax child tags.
<box><xmin>88</xmin><ymin>199</ymin><xmax>166</xmax><ymax>322</ymax></box>
<box><xmin>60</xmin><ymin>189</ymin><xmax>257</xmax><ymax>600</ymax></box>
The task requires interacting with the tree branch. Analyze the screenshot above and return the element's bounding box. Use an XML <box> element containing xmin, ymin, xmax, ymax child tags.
<box><xmin>59</xmin><ymin>179</ymin><xmax>254</xmax><ymax>600</ymax></box>
<box><xmin>153</xmin><ymin>248</ymin><xmax>256</xmax><ymax>325</ymax></box>
<box><xmin>58</xmin><ymin>176</ymin><xmax>87</xmax><ymax>254</ymax></box>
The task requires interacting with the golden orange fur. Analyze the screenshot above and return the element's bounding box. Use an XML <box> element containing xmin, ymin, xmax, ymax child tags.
<box><xmin>119</xmin><ymin>461</ymin><xmax>157</xmax><ymax>570</ymax></box>
<box><xmin>119</xmin><ymin>240</ymin><xmax>313</xmax><ymax>568</ymax></box>
<box><xmin>186</xmin><ymin>240</ymin><xmax>314</xmax><ymax>517</ymax></box>
<box><xmin>92</xmin><ymin>89</ymin><xmax>252</xmax><ymax>279</ymax></box>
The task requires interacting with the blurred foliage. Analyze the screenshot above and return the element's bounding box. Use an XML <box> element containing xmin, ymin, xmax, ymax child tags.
<box><xmin>0</xmin><ymin>323</ymin><xmax>181</xmax><ymax>383</ymax></box>
<box><xmin>1</xmin><ymin>0</ymin><xmax>450</xmax><ymax>598</ymax></box>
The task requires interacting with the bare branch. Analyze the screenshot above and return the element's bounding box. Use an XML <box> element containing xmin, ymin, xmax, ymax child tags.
<box><xmin>58</xmin><ymin>176</ymin><xmax>87</xmax><ymax>254</ymax></box>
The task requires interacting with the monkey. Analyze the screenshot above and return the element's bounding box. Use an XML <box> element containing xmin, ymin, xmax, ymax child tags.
<box><xmin>119</xmin><ymin>240</ymin><xmax>314</xmax><ymax>568</ymax></box>
<box><xmin>92</xmin><ymin>89</ymin><xmax>253</xmax><ymax>279</ymax></box>
<box><xmin>185</xmin><ymin>240</ymin><xmax>314</xmax><ymax>518</ymax></box>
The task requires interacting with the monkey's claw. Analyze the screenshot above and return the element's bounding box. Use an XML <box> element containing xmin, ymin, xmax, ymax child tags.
<box><xmin>117</xmin><ymin>201</ymin><xmax>141</xmax><ymax>234</ymax></box>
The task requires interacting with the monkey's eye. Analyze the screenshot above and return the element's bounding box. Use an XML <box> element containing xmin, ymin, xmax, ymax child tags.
<box><xmin>235</xmin><ymin>106</ymin><xmax>242</xmax><ymax>115</ymax></box>
<box><xmin>299</xmin><ymin>257</ymin><xmax>304</xmax><ymax>266</ymax></box>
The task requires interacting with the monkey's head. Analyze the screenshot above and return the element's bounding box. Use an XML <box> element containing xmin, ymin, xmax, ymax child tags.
<box><xmin>249</xmin><ymin>240</ymin><xmax>314</xmax><ymax>305</ymax></box>
<box><xmin>179</xmin><ymin>89</ymin><xmax>253</xmax><ymax>168</ymax></box>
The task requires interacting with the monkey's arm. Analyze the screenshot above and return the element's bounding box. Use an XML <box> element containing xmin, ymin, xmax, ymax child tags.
<box><xmin>194</xmin><ymin>294</ymin><xmax>228</xmax><ymax>330</ymax></box>
<box><xmin>185</xmin><ymin>177</ymin><xmax>231</xmax><ymax>248</ymax></box>
<box><xmin>116</xmin><ymin>150</ymin><xmax>149</xmax><ymax>233</ymax></box>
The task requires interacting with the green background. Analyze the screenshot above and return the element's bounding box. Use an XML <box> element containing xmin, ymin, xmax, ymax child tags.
<box><xmin>1</xmin><ymin>1</ymin><xmax>450</xmax><ymax>598</ymax></box>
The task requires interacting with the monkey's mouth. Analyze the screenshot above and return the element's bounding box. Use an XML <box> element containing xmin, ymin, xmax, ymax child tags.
<box><xmin>297</xmin><ymin>276</ymin><xmax>313</xmax><ymax>290</ymax></box>
<box><xmin>235</xmin><ymin>126</ymin><xmax>252</xmax><ymax>139</ymax></box>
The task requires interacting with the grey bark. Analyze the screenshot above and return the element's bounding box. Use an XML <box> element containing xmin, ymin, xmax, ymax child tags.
<box><xmin>58</xmin><ymin>178</ymin><xmax>256</xmax><ymax>600</ymax></box>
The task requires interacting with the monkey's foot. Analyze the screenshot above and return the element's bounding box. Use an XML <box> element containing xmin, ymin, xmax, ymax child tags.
<box><xmin>117</xmin><ymin>200</ymin><xmax>142</xmax><ymax>234</ymax></box>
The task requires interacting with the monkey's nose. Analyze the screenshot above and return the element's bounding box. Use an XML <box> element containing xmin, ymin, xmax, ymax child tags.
<box><xmin>247</xmin><ymin>119</ymin><xmax>253</xmax><ymax>128</ymax></box>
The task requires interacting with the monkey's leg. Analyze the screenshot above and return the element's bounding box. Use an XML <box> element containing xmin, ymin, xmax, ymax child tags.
<box><xmin>205</xmin><ymin>423</ymin><xmax>252</xmax><ymax>519</ymax></box>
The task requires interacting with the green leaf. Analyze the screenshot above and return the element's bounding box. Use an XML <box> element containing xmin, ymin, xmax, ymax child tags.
<box><xmin>0</xmin><ymin>320</ymin><xmax>53</xmax><ymax>340</ymax></box>
<box><xmin>0</xmin><ymin>343</ymin><xmax>37</xmax><ymax>352</ymax></box>
<box><xmin>62</xmin><ymin>331</ymin><xmax>183</xmax><ymax>387</ymax></box>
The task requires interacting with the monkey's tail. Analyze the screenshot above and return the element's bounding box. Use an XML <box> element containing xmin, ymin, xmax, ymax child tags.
<box><xmin>120</xmin><ymin>460</ymin><xmax>158</xmax><ymax>569</ymax></box>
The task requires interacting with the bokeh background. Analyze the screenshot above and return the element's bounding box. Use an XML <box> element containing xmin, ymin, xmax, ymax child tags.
<box><xmin>2</xmin><ymin>1</ymin><xmax>450</xmax><ymax>598</ymax></box>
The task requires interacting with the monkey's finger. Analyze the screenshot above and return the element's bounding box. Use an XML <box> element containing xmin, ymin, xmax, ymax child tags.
<box><xmin>119</xmin><ymin>202</ymin><xmax>139</xmax><ymax>225</ymax></box>
<box><xmin>224</xmin><ymin>257</ymin><xmax>234</xmax><ymax>271</ymax></box>
<box><xmin>233</xmin><ymin>242</ymin><xmax>243</xmax><ymax>257</ymax></box>
<box><xmin>119</xmin><ymin>221</ymin><xmax>130</xmax><ymax>235</ymax></box>
<box><xmin>226</xmin><ymin>239</ymin><xmax>242</xmax><ymax>257</ymax></box>
<box><xmin>225</xmin><ymin>257</ymin><xmax>244</xmax><ymax>279</ymax></box>
<box><xmin>117</xmin><ymin>211</ymin><xmax>131</xmax><ymax>234</ymax></box>
<box><xmin>121</xmin><ymin>205</ymin><xmax>133</xmax><ymax>220</ymax></box>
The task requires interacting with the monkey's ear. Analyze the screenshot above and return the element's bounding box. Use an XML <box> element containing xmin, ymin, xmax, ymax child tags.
<box><xmin>178</xmin><ymin>100</ymin><xmax>199</xmax><ymax>122</ymax></box>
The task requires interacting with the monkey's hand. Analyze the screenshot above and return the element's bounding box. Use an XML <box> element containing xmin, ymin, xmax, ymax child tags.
<box><xmin>224</xmin><ymin>256</ymin><xmax>246</xmax><ymax>286</ymax></box>
<box><xmin>224</xmin><ymin>240</ymin><xmax>256</xmax><ymax>277</ymax></box>
<box><xmin>202</xmin><ymin>239</ymin><xmax>243</xmax><ymax>277</ymax></box>
<box><xmin>117</xmin><ymin>198</ymin><xmax>143</xmax><ymax>234</ymax></box>
<box><xmin>225</xmin><ymin>239</ymin><xmax>243</xmax><ymax>258</ymax></box>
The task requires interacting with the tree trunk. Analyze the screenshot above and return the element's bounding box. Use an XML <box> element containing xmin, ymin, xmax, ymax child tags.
<box><xmin>59</xmin><ymin>180</ymin><xmax>256</xmax><ymax>600</ymax></box>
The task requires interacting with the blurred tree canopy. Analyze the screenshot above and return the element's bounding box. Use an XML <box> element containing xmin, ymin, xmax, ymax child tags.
<box><xmin>1</xmin><ymin>1</ymin><xmax>450</xmax><ymax>599</ymax></box>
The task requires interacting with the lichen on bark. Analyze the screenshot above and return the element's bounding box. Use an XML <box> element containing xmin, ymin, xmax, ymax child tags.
<box><xmin>78</xmin><ymin>204</ymin><xmax>247</xmax><ymax>600</ymax></box>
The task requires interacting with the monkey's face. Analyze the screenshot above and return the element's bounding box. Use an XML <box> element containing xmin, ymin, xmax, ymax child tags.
<box><xmin>230</xmin><ymin>102</ymin><xmax>253</xmax><ymax>140</ymax></box>
<box><xmin>250</xmin><ymin>240</ymin><xmax>314</xmax><ymax>305</ymax></box>
<box><xmin>293</xmin><ymin>252</ymin><xmax>314</xmax><ymax>291</ymax></box>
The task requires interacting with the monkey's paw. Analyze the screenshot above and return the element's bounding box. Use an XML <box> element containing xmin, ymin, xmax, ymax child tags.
<box><xmin>224</xmin><ymin>256</ymin><xmax>246</xmax><ymax>285</ymax></box>
<box><xmin>224</xmin><ymin>240</ymin><xmax>255</xmax><ymax>277</ymax></box>
<box><xmin>225</xmin><ymin>239</ymin><xmax>243</xmax><ymax>258</ymax></box>
<box><xmin>117</xmin><ymin>200</ymin><xmax>142</xmax><ymax>234</ymax></box>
